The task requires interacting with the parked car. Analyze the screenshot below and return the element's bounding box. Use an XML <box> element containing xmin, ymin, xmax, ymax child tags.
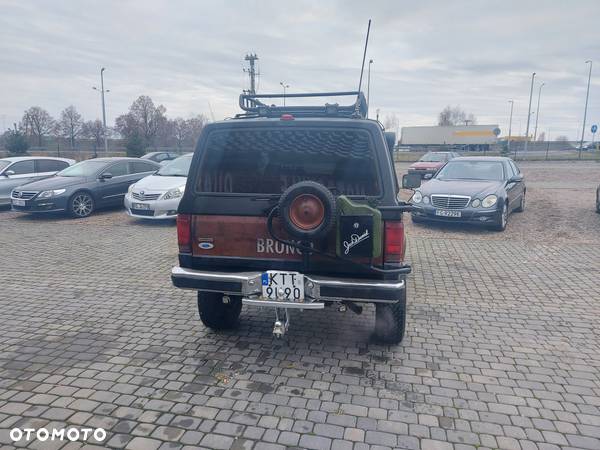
<box><xmin>408</xmin><ymin>151</ymin><xmax>459</xmax><ymax>178</ymax></box>
<box><xmin>403</xmin><ymin>156</ymin><xmax>525</xmax><ymax>231</ymax></box>
<box><xmin>170</xmin><ymin>91</ymin><xmax>413</xmax><ymax>343</ymax></box>
<box><xmin>11</xmin><ymin>157</ymin><xmax>159</xmax><ymax>218</ymax></box>
<box><xmin>125</xmin><ymin>153</ymin><xmax>193</xmax><ymax>219</ymax></box>
<box><xmin>0</xmin><ymin>156</ymin><xmax>75</xmax><ymax>206</ymax></box>
<box><xmin>141</xmin><ymin>151</ymin><xmax>179</xmax><ymax>164</ymax></box>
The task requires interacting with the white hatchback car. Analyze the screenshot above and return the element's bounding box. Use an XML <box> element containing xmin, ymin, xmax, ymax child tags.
<box><xmin>125</xmin><ymin>153</ymin><xmax>192</xmax><ymax>219</ymax></box>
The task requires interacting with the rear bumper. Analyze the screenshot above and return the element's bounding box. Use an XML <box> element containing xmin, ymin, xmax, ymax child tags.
<box><xmin>171</xmin><ymin>266</ymin><xmax>406</xmax><ymax>304</ymax></box>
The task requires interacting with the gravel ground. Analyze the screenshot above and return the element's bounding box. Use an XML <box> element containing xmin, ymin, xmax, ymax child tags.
<box><xmin>397</xmin><ymin>160</ymin><xmax>600</xmax><ymax>244</ymax></box>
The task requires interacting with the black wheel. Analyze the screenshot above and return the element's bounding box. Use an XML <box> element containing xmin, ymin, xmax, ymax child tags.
<box><xmin>411</xmin><ymin>214</ymin><xmax>424</xmax><ymax>224</ymax></box>
<box><xmin>197</xmin><ymin>292</ymin><xmax>242</xmax><ymax>330</ymax></box>
<box><xmin>515</xmin><ymin>191</ymin><xmax>526</xmax><ymax>212</ymax></box>
<box><xmin>374</xmin><ymin>288</ymin><xmax>406</xmax><ymax>344</ymax></box>
<box><xmin>279</xmin><ymin>181</ymin><xmax>336</xmax><ymax>241</ymax></box>
<box><xmin>491</xmin><ymin>201</ymin><xmax>508</xmax><ymax>232</ymax></box>
<box><xmin>69</xmin><ymin>191</ymin><xmax>95</xmax><ymax>218</ymax></box>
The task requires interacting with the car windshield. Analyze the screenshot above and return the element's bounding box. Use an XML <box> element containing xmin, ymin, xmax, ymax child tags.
<box><xmin>0</xmin><ymin>160</ymin><xmax>11</xmax><ymax>171</ymax></box>
<box><xmin>196</xmin><ymin>128</ymin><xmax>381</xmax><ymax>196</ymax></box>
<box><xmin>156</xmin><ymin>155</ymin><xmax>192</xmax><ymax>177</ymax></box>
<box><xmin>436</xmin><ymin>160</ymin><xmax>505</xmax><ymax>181</ymax></box>
<box><xmin>57</xmin><ymin>160</ymin><xmax>107</xmax><ymax>177</ymax></box>
<box><xmin>420</xmin><ymin>153</ymin><xmax>447</xmax><ymax>162</ymax></box>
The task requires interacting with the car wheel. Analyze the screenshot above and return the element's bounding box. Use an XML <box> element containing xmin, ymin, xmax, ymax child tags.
<box><xmin>411</xmin><ymin>214</ymin><xmax>424</xmax><ymax>224</ymax></box>
<box><xmin>197</xmin><ymin>292</ymin><xmax>242</xmax><ymax>330</ymax></box>
<box><xmin>69</xmin><ymin>192</ymin><xmax>95</xmax><ymax>218</ymax></box>
<box><xmin>515</xmin><ymin>192</ymin><xmax>525</xmax><ymax>212</ymax></box>
<box><xmin>374</xmin><ymin>288</ymin><xmax>406</xmax><ymax>344</ymax></box>
<box><xmin>491</xmin><ymin>201</ymin><xmax>508</xmax><ymax>231</ymax></box>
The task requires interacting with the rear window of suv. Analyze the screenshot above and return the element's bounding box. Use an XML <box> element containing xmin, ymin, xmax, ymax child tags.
<box><xmin>196</xmin><ymin>128</ymin><xmax>380</xmax><ymax>196</ymax></box>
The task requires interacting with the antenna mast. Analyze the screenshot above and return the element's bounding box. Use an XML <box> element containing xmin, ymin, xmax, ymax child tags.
<box><xmin>244</xmin><ymin>53</ymin><xmax>259</xmax><ymax>94</ymax></box>
<box><xmin>355</xmin><ymin>19</ymin><xmax>372</xmax><ymax>115</ymax></box>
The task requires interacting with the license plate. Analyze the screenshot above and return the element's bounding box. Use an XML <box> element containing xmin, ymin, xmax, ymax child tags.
<box><xmin>435</xmin><ymin>209</ymin><xmax>461</xmax><ymax>217</ymax></box>
<box><xmin>261</xmin><ymin>271</ymin><xmax>304</xmax><ymax>301</ymax></box>
<box><xmin>12</xmin><ymin>199</ymin><xmax>25</xmax><ymax>206</ymax></box>
<box><xmin>132</xmin><ymin>203</ymin><xmax>150</xmax><ymax>210</ymax></box>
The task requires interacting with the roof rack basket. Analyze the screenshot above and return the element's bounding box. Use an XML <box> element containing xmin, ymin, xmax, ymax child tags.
<box><xmin>237</xmin><ymin>91</ymin><xmax>368</xmax><ymax>119</ymax></box>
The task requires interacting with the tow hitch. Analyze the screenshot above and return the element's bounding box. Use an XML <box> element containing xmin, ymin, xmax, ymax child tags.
<box><xmin>273</xmin><ymin>308</ymin><xmax>290</xmax><ymax>338</ymax></box>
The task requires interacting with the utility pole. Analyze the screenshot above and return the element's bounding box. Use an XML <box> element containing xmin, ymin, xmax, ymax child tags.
<box><xmin>507</xmin><ymin>100</ymin><xmax>514</xmax><ymax>156</ymax></box>
<box><xmin>524</xmin><ymin>72</ymin><xmax>536</xmax><ymax>154</ymax></box>
<box><xmin>244</xmin><ymin>54</ymin><xmax>259</xmax><ymax>94</ymax></box>
<box><xmin>280</xmin><ymin>82</ymin><xmax>290</xmax><ymax>106</ymax></box>
<box><xmin>93</xmin><ymin>67</ymin><xmax>109</xmax><ymax>153</ymax></box>
<box><xmin>579</xmin><ymin>60</ymin><xmax>592</xmax><ymax>159</ymax></box>
<box><xmin>367</xmin><ymin>59</ymin><xmax>373</xmax><ymax>118</ymax></box>
<box><xmin>533</xmin><ymin>82</ymin><xmax>545</xmax><ymax>142</ymax></box>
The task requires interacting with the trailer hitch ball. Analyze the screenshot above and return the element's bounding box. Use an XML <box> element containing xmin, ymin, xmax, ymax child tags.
<box><xmin>222</xmin><ymin>295</ymin><xmax>230</xmax><ymax>304</ymax></box>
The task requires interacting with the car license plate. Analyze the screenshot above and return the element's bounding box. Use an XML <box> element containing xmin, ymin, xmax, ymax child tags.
<box><xmin>435</xmin><ymin>209</ymin><xmax>461</xmax><ymax>218</ymax></box>
<box><xmin>132</xmin><ymin>203</ymin><xmax>150</xmax><ymax>210</ymax></box>
<box><xmin>261</xmin><ymin>271</ymin><xmax>304</xmax><ymax>301</ymax></box>
<box><xmin>12</xmin><ymin>199</ymin><xmax>25</xmax><ymax>206</ymax></box>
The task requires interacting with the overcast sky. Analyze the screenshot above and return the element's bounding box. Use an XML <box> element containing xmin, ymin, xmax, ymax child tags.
<box><xmin>1</xmin><ymin>0</ymin><xmax>599</xmax><ymax>140</ymax></box>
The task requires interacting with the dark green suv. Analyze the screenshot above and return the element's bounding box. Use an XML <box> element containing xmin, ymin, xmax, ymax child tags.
<box><xmin>171</xmin><ymin>92</ymin><xmax>412</xmax><ymax>343</ymax></box>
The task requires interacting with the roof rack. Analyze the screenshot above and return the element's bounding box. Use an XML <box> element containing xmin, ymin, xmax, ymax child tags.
<box><xmin>237</xmin><ymin>91</ymin><xmax>368</xmax><ymax>119</ymax></box>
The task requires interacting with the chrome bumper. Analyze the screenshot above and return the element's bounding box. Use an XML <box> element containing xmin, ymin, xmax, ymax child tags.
<box><xmin>171</xmin><ymin>266</ymin><xmax>405</xmax><ymax>304</ymax></box>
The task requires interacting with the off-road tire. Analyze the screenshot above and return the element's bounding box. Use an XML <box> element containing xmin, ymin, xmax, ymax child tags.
<box><xmin>515</xmin><ymin>191</ymin><xmax>525</xmax><ymax>212</ymax></box>
<box><xmin>197</xmin><ymin>292</ymin><xmax>242</xmax><ymax>330</ymax></box>
<box><xmin>374</xmin><ymin>289</ymin><xmax>406</xmax><ymax>344</ymax></box>
<box><xmin>69</xmin><ymin>191</ymin><xmax>95</xmax><ymax>218</ymax></box>
<box><xmin>491</xmin><ymin>201</ymin><xmax>508</xmax><ymax>232</ymax></box>
<box><xmin>279</xmin><ymin>181</ymin><xmax>336</xmax><ymax>240</ymax></box>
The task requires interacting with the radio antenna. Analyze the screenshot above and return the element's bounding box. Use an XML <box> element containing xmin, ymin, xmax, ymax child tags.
<box><xmin>354</xmin><ymin>19</ymin><xmax>372</xmax><ymax>115</ymax></box>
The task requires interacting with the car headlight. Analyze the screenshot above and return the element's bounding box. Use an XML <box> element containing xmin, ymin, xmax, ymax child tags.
<box><xmin>128</xmin><ymin>184</ymin><xmax>136</xmax><ymax>194</ymax></box>
<box><xmin>411</xmin><ymin>191</ymin><xmax>422</xmax><ymax>203</ymax></box>
<box><xmin>422</xmin><ymin>195</ymin><xmax>430</xmax><ymax>205</ymax></box>
<box><xmin>162</xmin><ymin>186</ymin><xmax>184</xmax><ymax>200</ymax></box>
<box><xmin>471</xmin><ymin>199</ymin><xmax>481</xmax><ymax>208</ymax></box>
<box><xmin>481</xmin><ymin>195</ymin><xmax>498</xmax><ymax>208</ymax></box>
<box><xmin>38</xmin><ymin>189</ymin><xmax>66</xmax><ymax>198</ymax></box>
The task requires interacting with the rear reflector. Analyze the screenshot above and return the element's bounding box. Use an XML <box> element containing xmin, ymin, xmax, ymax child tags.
<box><xmin>280</xmin><ymin>114</ymin><xmax>294</xmax><ymax>121</ymax></box>
<box><xmin>384</xmin><ymin>221</ymin><xmax>404</xmax><ymax>263</ymax></box>
<box><xmin>177</xmin><ymin>214</ymin><xmax>192</xmax><ymax>253</ymax></box>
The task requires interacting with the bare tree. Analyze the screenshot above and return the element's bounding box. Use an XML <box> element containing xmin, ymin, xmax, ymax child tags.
<box><xmin>438</xmin><ymin>105</ymin><xmax>477</xmax><ymax>126</ymax></box>
<box><xmin>383</xmin><ymin>113</ymin><xmax>400</xmax><ymax>133</ymax></box>
<box><xmin>186</xmin><ymin>114</ymin><xmax>208</xmax><ymax>147</ymax></box>
<box><xmin>115</xmin><ymin>95</ymin><xmax>167</xmax><ymax>148</ymax></box>
<box><xmin>82</xmin><ymin>120</ymin><xmax>105</xmax><ymax>153</ymax></box>
<box><xmin>58</xmin><ymin>106</ymin><xmax>83</xmax><ymax>149</ymax></box>
<box><xmin>21</xmin><ymin>107</ymin><xmax>55</xmax><ymax>147</ymax></box>
<box><xmin>556</xmin><ymin>135</ymin><xmax>569</xmax><ymax>142</ymax></box>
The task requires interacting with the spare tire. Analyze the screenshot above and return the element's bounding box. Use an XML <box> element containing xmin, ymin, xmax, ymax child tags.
<box><xmin>279</xmin><ymin>181</ymin><xmax>336</xmax><ymax>240</ymax></box>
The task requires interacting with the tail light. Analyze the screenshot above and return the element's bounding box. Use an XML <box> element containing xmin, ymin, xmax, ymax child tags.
<box><xmin>177</xmin><ymin>214</ymin><xmax>192</xmax><ymax>253</ymax></box>
<box><xmin>384</xmin><ymin>220</ymin><xmax>404</xmax><ymax>263</ymax></box>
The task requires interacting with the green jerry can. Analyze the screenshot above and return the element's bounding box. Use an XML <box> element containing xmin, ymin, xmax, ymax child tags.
<box><xmin>336</xmin><ymin>195</ymin><xmax>382</xmax><ymax>258</ymax></box>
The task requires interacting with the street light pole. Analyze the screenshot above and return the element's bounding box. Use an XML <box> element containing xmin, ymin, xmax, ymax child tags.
<box><xmin>367</xmin><ymin>59</ymin><xmax>373</xmax><ymax>118</ymax></box>
<box><xmin>533</xmin><ymin>82</ymin><xmax>545</xmax><ymax>142</ymax></box>
<box><xmin>508</xmin><ymin>100</ymin><xmax>514</xmax><ymax>156</ymax></box>
<box><xmin>280</xmin><ymin>81</ymin><xmax>290</xmax><ymax>106</ymax></box>
<box><xmin>579</xmin><ymin>60</ymin><xmax>592</xmax><ymax>159</ymax></box>
<box><xmin>93</xmin><ymin>68</ymin><xmax>109</xmax><ymax>153</ymax></box>
<box><xmin>524</xmin><ymin>72</ymin><xmax>536</xmax><ymax>155</ymax></box>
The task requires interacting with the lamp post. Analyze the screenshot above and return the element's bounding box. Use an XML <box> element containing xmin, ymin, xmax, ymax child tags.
<box><xmin>533</xmin><ymin>82</ymin><xmax>545</xmax><ymax>142</ymax></box>
<box><xmin>92</xmin><ymin>67</ymin><xmax>109</xmax><ymax>153</ymax></box>
<box><xmin>280</xmin><ymin>81</ymin><xmax>290</xmax><ymax>106</ymax></box>
<box><xmin>367</xmin><ymin>59</ymin><xmax>373</xmax><ymax>118</ymax></box>
<box><xmin>507</xmin><ymin>100</ymin><xmax>514</xmax><ymax>156</ymax></box>
<box><xmin>524</xmin><ymin>72</ymin><xmax>536</xmax><ymax>154</ymax></box>
<box><xmin>579</xmin><ymin>60</ymin><xmax>593</xmax><ymax>159</ymax></box>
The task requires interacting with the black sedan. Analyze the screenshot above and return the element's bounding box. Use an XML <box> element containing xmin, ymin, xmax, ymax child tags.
<box><xmin>403</xmin><ymin>156</ymin><xmax>525</xmax><ymax>231</ymax></box>
<box><xmin>11</xmin><ymin>157</ymin><xmax>160</xmax><ymax>218</ymax></box>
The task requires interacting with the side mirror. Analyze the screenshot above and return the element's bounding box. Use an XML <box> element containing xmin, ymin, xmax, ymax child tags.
<box><xmin>402</xmin><ymin>173</ymin><xmax>422</xmax><ymax>189</ymax></box>
<box><xmin>507</xmin><ymin>174</ymin><xmax>523</xmax><ymax>183</ymax></box>
<box><xmin>100</xmin><ymin>172</ymin><xmax>113</xmax><ymax>180</ymax></box>
<box><xmin>423</xmin><ymin>173</ymin><xmax>433</xmax><ymax>180</ymax></box>
<box><xmin>4</xmin><ymin>170</ymin><xmax>15</xmax><ymax>177</ymax></box>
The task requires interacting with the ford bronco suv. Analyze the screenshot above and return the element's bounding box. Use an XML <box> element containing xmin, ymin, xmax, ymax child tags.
<box><xmin>171</xmin><ymin>92</ymin><xmax>412</xmax><ymax>343</ymax></box>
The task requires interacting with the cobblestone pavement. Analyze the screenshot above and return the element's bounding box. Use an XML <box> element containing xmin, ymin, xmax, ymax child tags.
<box><xmin>0</xmin><ymin>161</ymin><xmax>599</xmax><ymax>450</ymax></box>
